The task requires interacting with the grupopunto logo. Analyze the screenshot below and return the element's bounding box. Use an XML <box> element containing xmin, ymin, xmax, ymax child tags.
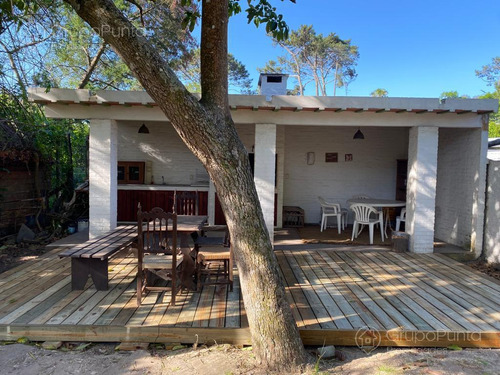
<box><xmin>355</xmin><ymin>326</ymin><xmax>382</xmax><ymax>353</ymax></box>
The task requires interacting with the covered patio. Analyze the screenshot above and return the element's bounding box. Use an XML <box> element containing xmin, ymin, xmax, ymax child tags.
<box><xmin>1</xmin><ymin>233</ymin><xmax>499</xmax><ymax>348</ymax></box>
<box><xmin>28</xmin><ymin>84</ymin><xmax>498</xmax><ymax>257</ymax></box>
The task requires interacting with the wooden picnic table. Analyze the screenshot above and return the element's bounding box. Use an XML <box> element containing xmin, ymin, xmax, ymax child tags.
<box><xmin>60</xmin><ymin>215</ymin><xmax>207</xmax><ymax>291</ymax></box>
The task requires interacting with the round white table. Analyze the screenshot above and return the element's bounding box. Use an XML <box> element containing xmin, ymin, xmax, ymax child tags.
<box><xmin>347</xmin><ymin>198</ymin><xmax>406</xmax><ymax>238</ymax></box>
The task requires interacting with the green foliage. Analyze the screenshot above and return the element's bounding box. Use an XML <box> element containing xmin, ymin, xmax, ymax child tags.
<box><xmin>173</xmin><ymin>48</ymin><xmax>254</xmax><ymax>94</ymax></box>
<box><xmin>476</xmin><ymin>57</ymin><xmax>500</xmax><ymax>137</ymax></box>
<box><xmin>0</xmin><ymin>90</ymin><xmax>88</xmax><ymax>200</ymax></box>
<box><xmin>263</xmin><ymin>24</ymin><xmax>359</xmax><ymax>96</ymax></box>
<box><xmin>476</xmin><ymin>56</ymin><xmax>500</xmax><ymax>87</ymax></box>
<box><xmin>258</xmin><ymin>60</ymin><xmax>283</xmax><ymax>74</ymax></box>
<box><xmin>479</xmin><ymin>90</ymin><xmax>500</xmax><ymax>137</ymax></box>
<box><xmin>181</xmin><ymin>0</ymin><xmax>294</xmax><ymax>41</ymax></box>
<box><xmin>370</xmin><ymin>88</ymin><xmax>388</xmax><ymax>97</ymax></box>
<box><xmin>439</xmin><ymin>90</ymin><xmax>469</xmax><ymax>99</ymax></box>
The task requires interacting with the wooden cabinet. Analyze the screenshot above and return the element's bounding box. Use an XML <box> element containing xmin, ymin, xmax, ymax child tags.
<box><xmin>396</xmin><ymin>159</ymin><xmax>408</xmax><ymax>201</ymax></box>
<box><xmin>118</xmin><ymin>161</ymin><xmax>144</xmax><ymax>184</ymax></box>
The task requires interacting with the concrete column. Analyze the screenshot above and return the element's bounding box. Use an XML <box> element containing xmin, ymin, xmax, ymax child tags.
<box><xmin>208</xmin><ymin>180</ymin><xmax>216</xmax><ymax>226</ymax></box>
<box><xmin>275</xmin><ymin>126</ymin><xmax>285</xmax><ymax>228</ymax></box>
<box><xmin>471</xmin><ymin>127</ymin><xmax>488</xmax><ymax>256</ymax></box>
<box><xmin>89</xmin><ymin>119</ymin><xmax>117</xmax><ymax>238</ymax></box>
<box><xmin>254</xmin><ymin>123</ymin><xmax>276</xmax><ymax>241</ymax></box>
<box><xmin>407</xmin><ymin>126</ymin><xmax>438</xmax><ymax>253</ymax></box>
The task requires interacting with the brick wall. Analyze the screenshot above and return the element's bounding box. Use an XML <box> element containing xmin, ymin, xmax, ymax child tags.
<box><xmin>407</xmin><ymin>126</ymin><xmax>438</xmax><ymax>253</ymax></box>
<box><xmin>435</xmin><ymin>128</ymin><xmax>483</xmax><ymax>250</ymax></box>
<box><xmin>283</xmin><ymin>126</ymin><xmax>409</xmax><ymax>224</ymax></box>
<box><xmin>117</xmin><ymin>121</ymin><xmax>206</xmax><ymax>185</ymax></box>
<box><xmin>484</xmin><ymin>160</ymin><xmax>500</xmax><ymax>264</ymax></box>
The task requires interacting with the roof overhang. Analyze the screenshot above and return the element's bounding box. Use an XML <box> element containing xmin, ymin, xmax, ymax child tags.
<box><xmin>28</xmin><ymin>88</ymin><xmax>499</xmax><ymax>128</ymax></box>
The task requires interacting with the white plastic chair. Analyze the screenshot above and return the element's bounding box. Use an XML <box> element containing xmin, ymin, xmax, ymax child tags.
<box><xmin>318</xmin><ymin>196</ymin><xmax>347</xmax><ymax>234</ymax></box>
<box><xmin>395</xmin><ymin>207</ymin><xmax>406</xmax><ymax>231</ymax></box>
<box><xmin>350</xmin><ymin>203</ymin><xmax>385</xmax><ymax>244</ymax></box>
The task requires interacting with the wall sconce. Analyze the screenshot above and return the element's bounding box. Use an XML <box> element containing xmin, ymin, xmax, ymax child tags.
<box><xmin>138</xmin><ymin>123</ymin><xmax>150</xmax><ymax>134</ymax></box>
<box><xmin>353</xmin><ymin>128</ymin><xmax>364</xmax><ymax>140</ymax></box>
<box><xmin>307</xmin><ymin>152</ymin><xmax>315</xmax><ymax>165</ymax></box>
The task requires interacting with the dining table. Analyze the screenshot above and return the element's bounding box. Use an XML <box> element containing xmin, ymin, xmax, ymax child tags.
<box><xmin>169</xmin><ymin>215</ymin><xmax>208</xmax><ymax>290</ymax></box>
<box><xmin>142</xmin><ymin>214</ymin><xmax>208</xmax><ymax>290</ymax></box>
<box><xmin>347</xmin><ymin>198</ymin><xmax>406</xmax><ymax>239</ymax></box>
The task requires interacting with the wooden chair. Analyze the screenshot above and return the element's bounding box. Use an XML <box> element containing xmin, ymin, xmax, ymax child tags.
<box><xmin>194</xmin><ymin>226</ymin><xmax>233</xmax><ymax>291</ymax></box>
<box><xmin>175</xmin><ymin>191</ymin><xmax>199</xmax><ymax>215</ymax></box>
<box><xmin>136</xmin><ymin>204</ymin><xmax>180</xmax><ymax>306</ymax></box>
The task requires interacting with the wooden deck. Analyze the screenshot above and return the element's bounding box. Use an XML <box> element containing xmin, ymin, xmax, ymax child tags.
<box><xmin>0</xmin><ymin>246</ymin><xmax>499</xmax><ymax>348</ymax></box>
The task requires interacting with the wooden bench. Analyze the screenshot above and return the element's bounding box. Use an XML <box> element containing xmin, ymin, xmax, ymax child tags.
<box><xmin>59</xmin><ymin>225</ymin><xmax>137</xmax><ymax>291</ymax></box>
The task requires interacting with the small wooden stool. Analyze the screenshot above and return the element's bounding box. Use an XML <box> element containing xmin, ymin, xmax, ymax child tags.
<box><xmin>196</xmin><ymin>245</ymin><xmax>233</xmax><ymax>291</ymax></box>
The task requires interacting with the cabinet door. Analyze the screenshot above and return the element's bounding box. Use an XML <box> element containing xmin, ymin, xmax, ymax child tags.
<box><xmin>118</xmin><ymin>161</ymin><xmax>145</xmax><ymax>184</ymax></box>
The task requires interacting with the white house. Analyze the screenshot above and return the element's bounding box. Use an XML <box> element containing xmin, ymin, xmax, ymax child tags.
<box><xmin>28</xmin><ymin>75</ymin><xmax>498</xmax><ymax>255</ymax></box>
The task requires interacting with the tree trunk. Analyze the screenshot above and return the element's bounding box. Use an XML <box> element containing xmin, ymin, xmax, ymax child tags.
<box><xmin>63</xmin><ymin>0</ymin><xmax>307</xmax><ymax>369</ymax></box>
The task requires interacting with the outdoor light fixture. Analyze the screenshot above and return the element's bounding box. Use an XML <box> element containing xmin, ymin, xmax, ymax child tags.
<box><xmin>353</xmin><ymin>128</ymin><xmax>365</xmax><ymax>140</ymax></box>
<box><xmin>138</xmin><ymin>123</ymin><xmax>150</xmax><ymax>134</ymax></box>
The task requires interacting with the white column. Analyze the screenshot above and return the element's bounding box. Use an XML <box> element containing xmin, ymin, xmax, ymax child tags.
<box><xmin>407</xmin><ymin>126</ymin><xmax>438</xmax><ymax>253</ymax></box>
<box><xmin>89</xmin><ymin>119</ymin><xmax>117</xmax><ymax>238</ymax></box>
<box><xmin>208</xmin><ymin>180</ymin><xmax>216</xmax><ymax>226</ymax></box>
<box><xmin>254</xmin><ymin>123</ymin><xmax>276</xmax><ymax>241</ymax></box>
<box><xmin>471</xmin><ymin>127</ymin><xmax>488</xmax><ymax>257</ymax></box>
<box><xmin>275</xmin><ymin>126</ymin><xmax>285</xmax><ymax>228</ymax></box>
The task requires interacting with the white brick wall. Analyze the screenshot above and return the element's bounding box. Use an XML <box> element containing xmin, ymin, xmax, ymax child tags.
<box><xmin>407</xmin><ymin>126</ymin><xmax>438</xmax><ymax>253</ymax></box>
<box><xmin>89</xmin><ymin>119</ymin><xmax>117</xmax><ymax>237</ymax></box>
<box><xmin>117</xmin><ymin>121</ymin><xmax>206</xmax><ymax>185</ymax></box>
<box><xmin>485</xmin><ymin>160</ymin><xmax>500</xmax><ymax>264</ymax></box>
<box><xmin>435</xmin><ymin>128</ymin><xmax>485</xmax><ymax>252</ymax></box>
<box><xmin>283</xmin><ymin>126</ymin><xmax>409</xmax><ymax>224</ymax></box>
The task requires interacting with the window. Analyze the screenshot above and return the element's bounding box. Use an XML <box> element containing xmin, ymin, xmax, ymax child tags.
<box><xmin>118</xmin><ymin>161</ymin><xmax>145</xmax><ymax>184</ymax></box>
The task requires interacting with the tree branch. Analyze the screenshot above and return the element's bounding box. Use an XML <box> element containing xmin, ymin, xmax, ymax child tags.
<box><xmin>77</xmin><ymin>43</ymin><xmax>107</xmax><ymax>89</ymax></box>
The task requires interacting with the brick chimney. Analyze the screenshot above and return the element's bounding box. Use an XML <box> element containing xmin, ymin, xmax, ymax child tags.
<box><xmin>258</xmin><ymin>73</ymin><xmax>289</xmax><ymax>100</ymax></box>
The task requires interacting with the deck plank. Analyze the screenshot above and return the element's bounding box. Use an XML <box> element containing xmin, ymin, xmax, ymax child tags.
<box><xmin>174</xmin><ymin>288</ymin><xmax>203</xmax><ymax>327</ymax></box>
<box><xmin>388</xmin><ymin>252</ymin><xmax>499</xmax><ymax>331</ymax></box>
<box><xmin>322</xmin><ymin>251</ymin><xmax>399</xmax><ymax>330</ymax></box>
<box><xmin>339</xmin><ymin>252</ymin><xmax>425</xmax><ymax>330</ymax></box>
<box><xmin>350</xmin><ymin>252</ymin><xmax>450</xmax><ymax>330</ymax></box>
<box><xmin>158</xmin><ymin>291</ymin><xmax>191</xmax><ymax>327</ymax></box>
<box><xmin>0</xmin><ymin>258</ymin><xmax>71</xmax><ymax>313</ymax></box>
<box><xmin>432</xmin><ymin>254</ymin><xmax>500</xmax><ymax>290</ymax></box>
<box><xmin>308</xmin><ymin>251</ymin><xmax>383</xmax><ymax>329</ymax></box>
<box><xmin>275</xmin><ymin>251</ymin><xmax>321</xmax><ymax>329</ymax></box>
<box><xmin>300</xmin><ymin>251</ymin><xmax>366</xmax><ymax>329</ymax></box>
<box><xmin>376</xmin><ymin>252</ymin><xmax>486</xmax><ymax>331</ymax></box>
<box><xmin>46</xmin><ymin>254</ymin><xmax>135</xmax><ymax>325</ymax></box>
<box><xmin>1</xmin><ymin>246</ymin><xmax>500</xmax><ymax>348</ymax></box>
<box><xmin>284</xmin><ymin>251</ymin><xmax>338</xmax><ymax>329</ymax></box>
<box><xmin>333</xmin><ymin>251</ymin><xmax>419</xmax><ymax>330</ymax></box>
<box><xmin>409</xmin><ymin>254</ymin><xmax>500</xmax><ymax>305</ymax></box>
<box><xmin>192</xmin><ymin>282</ymin><xmax>216</xmax><ymax>328</ymax></box>
<box><xmin>289</xmin><ymin>251</ymin><xmax>351</xmax><ymax>329</ymax></box>
<box><xmin>0</xmin><ymin>246</ymin><xmax>63</xmax><ymax>282</ymax></box>
<box><xmin>224</xmin><ymin>269</ymin><xmax>241</xmax><ymax>328</ymax></box>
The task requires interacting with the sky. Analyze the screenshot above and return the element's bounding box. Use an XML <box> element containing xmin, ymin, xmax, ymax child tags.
<box><xmin>223</xmin><ymin>0</ymin><xmax>500</xmax><ymax>98</ymax></box>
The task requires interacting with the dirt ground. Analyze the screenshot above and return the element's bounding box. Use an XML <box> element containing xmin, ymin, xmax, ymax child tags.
<box><xmin>0</xmin><ymin>342</ymin><xmax>499</xmax><ymax>375</ymax></box>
